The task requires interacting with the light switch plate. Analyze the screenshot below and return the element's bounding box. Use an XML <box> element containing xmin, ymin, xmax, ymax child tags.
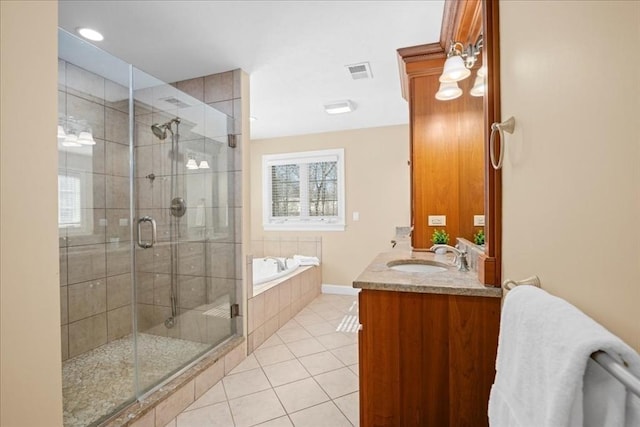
<box><xmin>428</xmin><ymin>215</ymin><xmax>446</xmax><ymax>226</ymax></box>
<box><xmin>353</xmin><ymin>212</ymin><xmax>360</xmax><ymax>221</ymax></box>
<box><xmin>474</xmin><ymin>215</ymin><xmax>485</xmax><ymax>226</ymax></box>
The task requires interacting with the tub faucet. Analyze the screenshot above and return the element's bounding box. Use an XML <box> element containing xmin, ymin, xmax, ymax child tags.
<box><xmin>429</xmin><ymin>244</ymin><xmax>469</xmax><ymax>272</ymax></box>
<box><xmin>264</xmin><ymin>257</ymin><xmax>286</xmax><ymax>272</ymax></box>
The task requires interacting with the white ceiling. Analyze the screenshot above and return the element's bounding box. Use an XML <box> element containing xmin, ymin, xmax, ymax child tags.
<box><xmin>58</xmin><ymin>1</ymin><xmax>444</xmax><ymax>140</ymax></box>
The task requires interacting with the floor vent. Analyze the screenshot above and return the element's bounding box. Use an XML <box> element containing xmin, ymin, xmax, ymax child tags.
<box><xmin>346</xmin><ymin>62</ymin><xmax>372</xmax><ymax>80</ymax></box>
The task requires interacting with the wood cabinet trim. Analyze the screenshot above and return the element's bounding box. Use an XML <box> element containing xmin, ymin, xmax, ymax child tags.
<box><xmin>399</xmin><ymin>0</ymin><xmax>502</xmax><ymax>286</ymax></box>
<box><xmin>481</xmin><ymin>0</ymin><xmax>502</xmax><ymax>286</ymax></box>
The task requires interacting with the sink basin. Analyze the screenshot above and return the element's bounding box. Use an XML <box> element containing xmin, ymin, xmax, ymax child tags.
<box><xmin>387</xmin><ymin>260</ymin><xmax>448</xmax><ymax>274</ymax></box>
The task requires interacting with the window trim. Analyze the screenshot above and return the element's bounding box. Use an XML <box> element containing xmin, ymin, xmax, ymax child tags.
<box><xmin>262</xmin><ymin>148</ymin><xmax>345</xmax><ymax>231</ymax></box>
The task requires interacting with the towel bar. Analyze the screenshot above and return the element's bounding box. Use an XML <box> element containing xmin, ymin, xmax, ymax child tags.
<box><xmin>502</xmin><ymin>277</ymin><xmax>640</xmax><ymax>398</ymax></box>
<box><xmin>591</xmin><ymin>351</ymin><xmax>640</xmax><ymax>398</ymax></box>
<box><xmin>502</xmin><ymin>276</ymin><xmax>541</xmax><ymax>290</ymax></box>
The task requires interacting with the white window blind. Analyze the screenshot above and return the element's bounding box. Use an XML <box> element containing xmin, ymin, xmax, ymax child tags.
<box><xmin>263</xmin><ymin>149</ymin><xmax>345</xmax><ymax>231</ymax></box>
<box><xmin>58</xmin><ymin>173</ymin><xmax>82</xmax><ymax>227</ymax></box>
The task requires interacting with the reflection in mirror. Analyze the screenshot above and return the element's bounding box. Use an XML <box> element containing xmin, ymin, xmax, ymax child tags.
<box><xmin>398</xmin><ymin>0</ymin><xmax>501</xmax><ymax>285</ymax></box>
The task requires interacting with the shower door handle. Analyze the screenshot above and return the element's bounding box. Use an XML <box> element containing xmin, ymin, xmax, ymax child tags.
<box><xmin>136</xmin><ymin>216</ymin><xmax>157</xmax><ymax>249</ymax></box>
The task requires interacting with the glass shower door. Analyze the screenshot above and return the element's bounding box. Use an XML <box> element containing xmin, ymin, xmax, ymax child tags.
<box><xmin>132</xmin><ymin>68</ymin><xmax>237</xmax><ymax>394</ymax></box>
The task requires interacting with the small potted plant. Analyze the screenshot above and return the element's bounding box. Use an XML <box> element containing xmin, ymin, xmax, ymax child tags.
<box><xmin>474</xmin><ymin>229</ymin><xmax>485</xmax><ymax>246</ymax></box>
<box><xmin>431</xmin><ymin>229</ymin><xmax>450</xmax><ymax>254</ymax></box>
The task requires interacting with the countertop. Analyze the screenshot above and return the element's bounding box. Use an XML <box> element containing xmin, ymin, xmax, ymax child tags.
<box><xmin>353</xmin><ymin>248</ymin><xmax>502</xmax><ymax>298</ymax></box>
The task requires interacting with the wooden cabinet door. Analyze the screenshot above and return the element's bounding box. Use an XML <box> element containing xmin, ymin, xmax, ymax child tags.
<box><xmin>359</xmin><ymin>290</ymin><xmax>500</xmax><ymax>426</ymax></box>
<box><xmin>359</xmin><ymin>290</ymin><xmax>449</xmax><ymax>426</ymax></box>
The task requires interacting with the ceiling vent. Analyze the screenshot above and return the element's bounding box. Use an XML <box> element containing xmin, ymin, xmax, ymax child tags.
<box><xmin>346</xmin><ymin>62</ymin><xmax>372</xmax><ymax>80</ymax></box>
<box><xmin>159</xmin><ymin>96</ymin><xmax>191</xmax><ymax>109</ymax></box>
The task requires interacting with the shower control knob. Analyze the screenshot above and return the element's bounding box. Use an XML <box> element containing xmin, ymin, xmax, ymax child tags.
<box><xmin>170</xmin><ymin>197</ymin><xmax>187</xmax><ymax>217</ymax></box>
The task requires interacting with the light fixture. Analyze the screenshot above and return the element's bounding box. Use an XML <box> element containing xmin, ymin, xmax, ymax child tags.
<box><xmin>436</xmin><ymin>35</ymin><xmax>485</xmax><ymax>100</ymax></box>
<box><xmin>77</xmin><ymin>27</ymin><xmax>104</xmax><ymax>42</ymax></box>
<box><xmin>469</xmin><ymin>74</ymin><xmax>486</xmax><ymax>97</ymax></box>
<box><xmin>198</xmin><ymin>160</ymin><xmax>210</xmax><ymax>169</ymax></box>
<box><xmin>323</xmin><ymin>100</ymin><xmax>356</xmax><ymax>115</ymax></box>
<box><xmin>440</xmin><ymin>55</ymin><xmax>470</xmax><ymax>83</ymax></box>
<box><xmin>58</xmin><ymin>117</ymin><xmax>95</xmax><ymax>148</ymax></box>
<box><xmin>186</xmin><ymin>157</ymin><xmax>199</xmax><ymax>170</ymax></box>
<box><xmin>435</xmin><ymin>81</ymin><xmax>463</xmax><ymax>101</ymax></box>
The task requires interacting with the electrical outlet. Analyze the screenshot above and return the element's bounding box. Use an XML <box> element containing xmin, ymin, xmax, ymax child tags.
<box><xmin>428</xmin><ymin>215</ymin><xmax>446</xmax><ymax>226</ymax></box>
<box><xmin>474</xmin><ymin>215</ymin><xmax>485</xmax><ymax>226</ymax></box>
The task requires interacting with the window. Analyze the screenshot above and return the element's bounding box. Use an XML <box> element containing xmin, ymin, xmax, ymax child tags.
<box><xmin>263</xmin><ymin>149</ymin><xmax>345</xmax><ymax>231</ymax></box>
<box><xmin>58</xmin><ymin>169</ymin><xmax>94</xmax><ymax>234</ymax></box>
<box><xmin>58</xmin><ymin>172</ymin><xmax>82</xmax><ymax>227</ymax></box>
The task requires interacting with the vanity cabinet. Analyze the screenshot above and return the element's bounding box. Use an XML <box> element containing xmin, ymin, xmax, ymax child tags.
<box><xmin>358</xmin><ymin>289</ymin><xmax>500</xmax><ymax>426</ymax></box>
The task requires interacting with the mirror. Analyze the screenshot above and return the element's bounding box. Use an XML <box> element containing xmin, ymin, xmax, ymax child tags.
<box><xmin>398</xmin><ymin>0</ymin><xmax>501</xmax><ymax>285</ymax></box>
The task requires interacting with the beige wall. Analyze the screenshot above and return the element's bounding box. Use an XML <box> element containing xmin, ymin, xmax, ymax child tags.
<box><xmin>251</xmin><ymin>125</ymin><xmax>410</xmax><ymax>286</ymax></box>
<box><xmin>500</xmin><ymin>1</ymin><xmax>640</xmax><ymax>352</ymax></box>
<box><xmin>0</xmin><ymin>1</ymin><xmax>64</xmax><ymax>425</ymax></box>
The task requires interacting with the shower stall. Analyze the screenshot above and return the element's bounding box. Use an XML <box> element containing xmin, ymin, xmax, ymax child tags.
<box><xmin>58</xmin><ymin>29</ymin><xmax>242</xmax><ymax>426</ymax></box>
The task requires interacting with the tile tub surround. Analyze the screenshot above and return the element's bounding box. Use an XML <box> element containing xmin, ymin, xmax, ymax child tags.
<box><xmin>168</xmin><ymin>293</ymin><xmax>360</xmax><ymax>427</ymax></box>
<box><xmin>247</xmin><ymin>264</ymin><xmax>322</xmax><ymax>354</ymax></box>
<box><xmin>250</xmin><ymin>237</ymin><xmax>322</xmax><ymax>260</ymax></box>
<box><xmin>353</xmin><ymin>249</ymin><xmax>502</xmax><ymax>298</ymax></box>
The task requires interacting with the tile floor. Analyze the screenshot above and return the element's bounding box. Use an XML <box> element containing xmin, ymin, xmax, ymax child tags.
<box><xmin>169</xmin><ymin>293</ymin><xmax>360</xmax><ymax>427</ymax></box>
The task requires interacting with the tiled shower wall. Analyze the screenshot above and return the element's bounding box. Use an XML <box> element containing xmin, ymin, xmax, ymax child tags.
<box><xmin>59</xmin><ymin>63</ymin><xmax>245</xmax><ymax>360</ymax></box>
<box><xmin>58</xmin><ymin>60</ymin><xmax>133</xmax><ymax>361</ymax></box>
<box><xmin>132</xmin><ymin>70</ymin><xmax>244</xmax><ymax>342</ymax></box>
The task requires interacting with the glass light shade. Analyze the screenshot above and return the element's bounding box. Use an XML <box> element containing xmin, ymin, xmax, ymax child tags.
<box><xmin>198</xmin><ymin>160</ymin><xmax>210</xmax><ymax>169</ymax></box>
<box><xmin>186</xmin><ymin>158</ymin><xmax>199</xmax><ymax>169</ymax></box>
<box><xmin>77</xmin><ymin>131</ymin><xmax>96</xmax><ymax>145</ymax></box>
<box><xmin>62</xmin><ymin>134</ymin><xmax>82</xmax><ymax>147</ymax></box>
<box><xmin>435</xmin><ymin>81</ymin><xmax>462</xmax><ymax>101</ymax></box>
<box><xmin>470</xmin><ymin>74</ymin><xmax>486</xmax><ymax>97</ymax></box>
<box><xmin>477</xmin><ymin>65</ymin><xmax>487</xmax><ymax>78</ymax></box>
<box><xmin>439</xmin><ymin>55</ymin><xmax>471</xmax><ymax>83</ymax></box>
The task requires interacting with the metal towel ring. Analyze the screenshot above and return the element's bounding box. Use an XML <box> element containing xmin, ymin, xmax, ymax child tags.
<box><xmin>490</xmin><ymin>116</ymin><xmax>515</xmax><ymax>170</ymax></box>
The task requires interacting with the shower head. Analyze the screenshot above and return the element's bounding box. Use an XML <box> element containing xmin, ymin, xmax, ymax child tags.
<box><xmin>151</xmin><ymin>117</ymin><xmax>181</xmax><ymax>140</ymax></box>
<box><xmin>151</xmin><ymin>123</ymin><xmax>168</xmax><ymax>140</ymax></box>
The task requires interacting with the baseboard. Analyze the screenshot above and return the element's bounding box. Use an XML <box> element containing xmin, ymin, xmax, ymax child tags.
<box><xmin>321</xmin><ymin>283</ymin><xmax>360</xmax><ymax>296</ymax></box>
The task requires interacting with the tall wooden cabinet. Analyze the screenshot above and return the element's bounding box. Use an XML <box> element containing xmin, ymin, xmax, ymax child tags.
<box><xmin>410</xmin><ymin>75</ymin><xmax>484</xmax><ymax>248</ymax></box>
<box><xmin>358</xmin><ymin>289</ymin><xmax>500</xmax><ymax>426</ymax></box>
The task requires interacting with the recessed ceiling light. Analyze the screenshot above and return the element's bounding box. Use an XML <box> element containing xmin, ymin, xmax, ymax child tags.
<box><xmin>77</xmin><ymin>27</ymin><xmax>104</xmax><ymax>42</ymax></box>
<box><xmin>323</xmin><ymin>100</ymin><xmax>356</xmax><ymax>115</ymax></box>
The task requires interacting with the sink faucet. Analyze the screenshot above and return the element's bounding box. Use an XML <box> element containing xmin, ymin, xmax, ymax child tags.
<box><xmin>429</xmin><ymin>244</ymin><xmax>469</xmax><ymax>272</ymax></box>
<box><xmin>264</xmin><ymin>257</ymin><xmax>286</xmax><ymax>272</ymax></box>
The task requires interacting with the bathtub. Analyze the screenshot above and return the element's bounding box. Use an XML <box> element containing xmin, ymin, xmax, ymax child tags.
<box><xmin>253</xmin><ymin>257</ymin><xmax>300</xmax><ymax>287</ymax></box>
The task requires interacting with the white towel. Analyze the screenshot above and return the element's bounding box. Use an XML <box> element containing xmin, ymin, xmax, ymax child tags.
<box><xmin>488</xmin><ymin>285</ymin><xmax>640</xmax><ymax>427</ymax></box>
<box><xmin>293</xmin><ymin>255</ymin><xmax>320</xmax><ymax>266</ymax></box>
